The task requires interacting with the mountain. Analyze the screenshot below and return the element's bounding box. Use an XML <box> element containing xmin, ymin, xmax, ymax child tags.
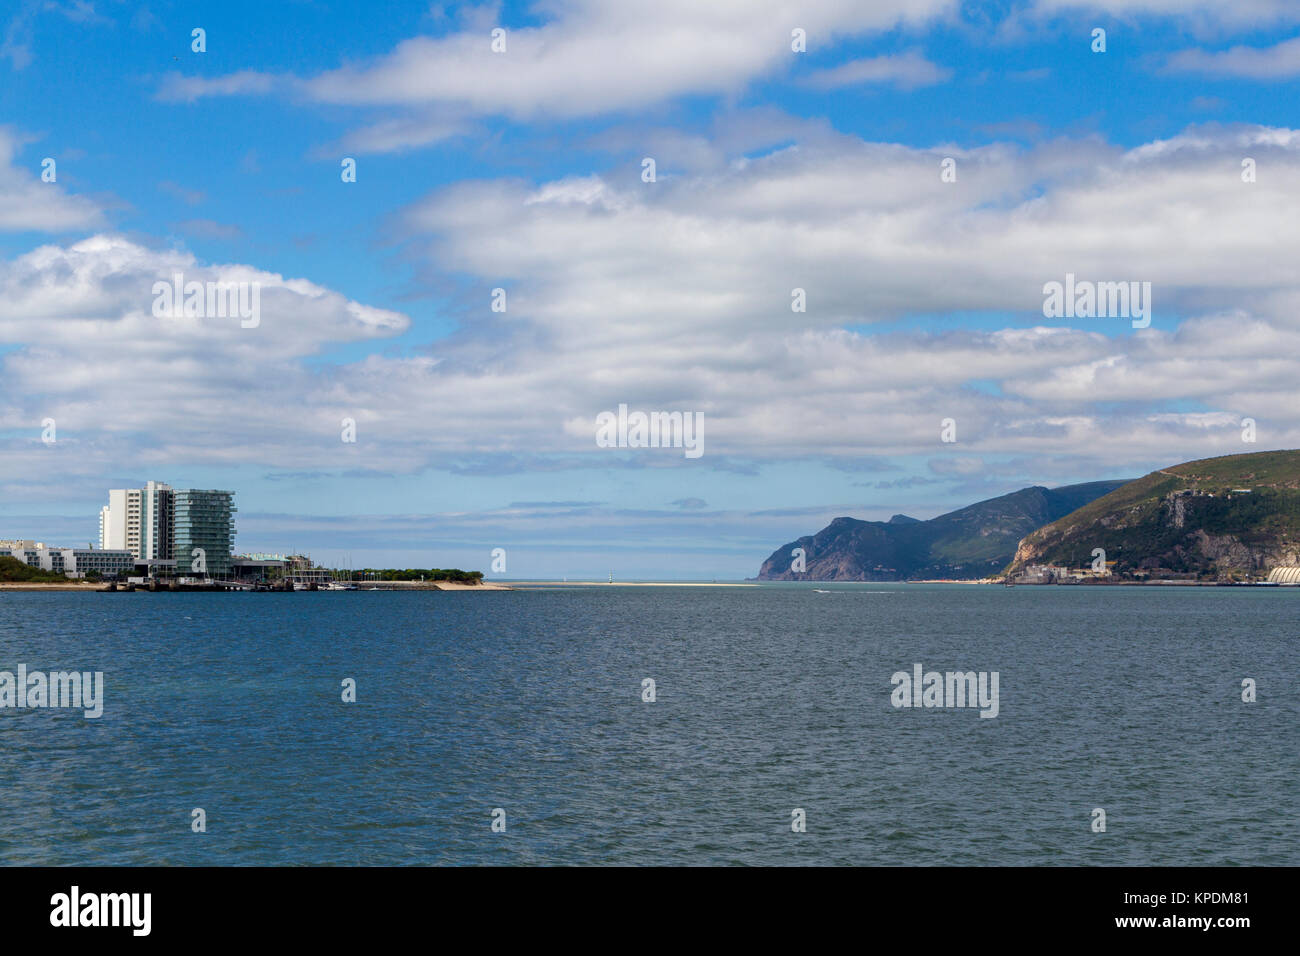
<box><xmin>1004</xmin><ymin>449</ymin><xmax>1300</xmax><ymax>580</ymax></box>
<box><xmin>754</xmin><ymin>480</ymin><xmax>1129</xmax><ymax>581</ymax></box>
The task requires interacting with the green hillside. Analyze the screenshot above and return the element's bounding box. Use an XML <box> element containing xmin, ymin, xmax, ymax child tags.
<box><xmin>1003</xmin><ymin>449</ymin><xmax>1300</xmax><ymax>579</ymax></box>
<box><xmin>755</xmin><ymin>479</ymin><xmax>1128</xmax><ymax>581</ymax></box>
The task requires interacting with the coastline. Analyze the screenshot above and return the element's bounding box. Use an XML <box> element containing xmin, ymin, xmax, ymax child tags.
<box><xmin>0</xmin><ymin>581</ymin><xmax>513</xmax><ymax>592</ymax></box>
<box><xmin>516</xmin><ymin>581</ymin><xmax>759</xmax><ymax>588</ymax></box>
<box><xmin>0</xmin><ymin>582</ymin><xmax>105</xmax><ymax>591</ymax></box>
<box><xmin>427</xmin><ymin>581</ymin><xmax>512</xmax><ymax>590</ymax></box>
<box><xmin>347</xmin><ymin>581</ymin><xmax>512</xmax><ymax>590</ymax></box>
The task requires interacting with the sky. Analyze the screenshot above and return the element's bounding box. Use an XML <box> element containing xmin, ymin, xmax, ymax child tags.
<box><xmin>2</xmin><ymin>0</ymin><xmax>1300</xmax><ymax>579</ymax></box>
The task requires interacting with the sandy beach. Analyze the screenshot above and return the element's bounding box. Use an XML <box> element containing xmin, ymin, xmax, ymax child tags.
<box><xmin>0</xmin><ymin>582</ymin><xmax>104</xmax><ymax>591</ymax></box>
<box><xmin>428</xmin><ymin>581</ymin><xmax>512</xmax><ymax>590</ymax></box>
<box><xmin>516</xmin><ymin>581</ymin><xmax>759</xmax><ymax>587</ymax></box>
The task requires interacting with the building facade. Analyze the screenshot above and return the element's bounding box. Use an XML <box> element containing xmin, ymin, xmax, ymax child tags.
<box><xmin>99</xmin><ymin>488</ymin><xmax>140</xmax><ymax>554</ymax></box>
<box><xmin>63</xmin><ymin>547</ymin><xmax>136</xmax><ymax>577</ymax></box>
<box><xmin>173</xmin><ymin>489</ymin><xmax>236</xmax><ymax>576</ymax></box>
<box><xmin>95</xmin><ymin>482</ymin><xmax>235</xmax><ymax>578</ymax></box>
<box><xmin>0</xmin><ymin>543</ymin><xmax>134</xmax><ymax>578</ymax></box>
<box><xmin>143</xmin><ymin>481</ymin><xmax>174</xmax><ymax>561</ymax></box>
<box><xmin>100</xmin><ymin>481</ymin><xmax>174</xmax><ymax>560</ymax></box>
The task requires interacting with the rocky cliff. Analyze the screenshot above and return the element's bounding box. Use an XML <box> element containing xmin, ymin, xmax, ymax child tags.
<box><xmin>1004</xmin><ymin>450</ymin><xmax>1300</xmax><ymax>579</ymax></box>
<box><xmin>755</xmin><ymin>480</ymin><xmax>1127</xmax><ymax>581</ymax></box>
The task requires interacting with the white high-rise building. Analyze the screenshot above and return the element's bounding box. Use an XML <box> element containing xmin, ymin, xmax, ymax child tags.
<box><xmin>99</xmin><ymin>481</ymin><xmax>173</xmax><ymax>560</ymax></box>
<box><xmin>99</xmin><ymin>488</ymin><xmax>136</xmax><ymax>553</ymax></box>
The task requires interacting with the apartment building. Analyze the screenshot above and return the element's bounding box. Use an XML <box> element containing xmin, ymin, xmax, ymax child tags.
<box><xmin>97</xmin><ymin>482</ymin><xmax>236</xmax><ymax>577</ymax></box>
<box><xmin>173</xmin><ymin>489</ymin><xmax>236</xmax><ymax>576</ymax></box>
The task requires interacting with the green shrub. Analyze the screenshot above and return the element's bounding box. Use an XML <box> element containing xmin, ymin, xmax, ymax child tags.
<box><xmin>0</xmin><ymin>556</ymin><xmax>68</xmax><ymax>583</ymax></box>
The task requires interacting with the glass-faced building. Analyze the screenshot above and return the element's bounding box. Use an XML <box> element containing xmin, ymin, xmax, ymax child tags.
<box><xmin>173</xmin><ymin>490</ymin><xmax>236</xmax><ymax>576</ymax></box>
<box><xmin>144</xmin><ymin>481</ymin><xmax>174</xmax><ymax>562</ymax></box>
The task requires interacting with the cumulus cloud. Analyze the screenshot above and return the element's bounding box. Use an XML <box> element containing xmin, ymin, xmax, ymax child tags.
<box><xmin>148</xmin><ymin>0</ymin><xmax>1300</xmax><ymax>157</ymax></box>
<box><xmin>0</xmin><ymin>127</ymin><xmax>106</xmax><ymax>232</ymax></box>
<box><xmin>0</xmin><ymin>236</ymin><xmax>410</xmax><ymax>480</ymax></box>
<box><xmin>393</xmin><ymin>122</ymin><xmax>1300</xmax><ymax>468</ymax></box>
<box><xmin>149</xmin><ymin>0</ymin><xmax>1300</xmax><ymax>119</ymax></box>
<box><xmin>405</xmin><ymin>124</ymin><xmax>1300</xmax><ymax>331</ymax></box>
<box><xmin>151</xmin><ymin>0</ymin><xmax>957</xmax><ymax>151</ymax></box>
<box><xmin>5</xmin><ymin>124</ymin><xmax>1300</xmax><ymax>494</ymax></box>
<box><xmin>302</xmin><ymin>0</ymin><xmax>956</xmax><ymax>116</ymax></box>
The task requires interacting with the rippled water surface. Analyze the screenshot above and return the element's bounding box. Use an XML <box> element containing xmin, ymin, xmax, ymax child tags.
<box><xmin>1</xmin><ymin>584</ymin><xmax>1296</xmax><ymax>865</ymax></box>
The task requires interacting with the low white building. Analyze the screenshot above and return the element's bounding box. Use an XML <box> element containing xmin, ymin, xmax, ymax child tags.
<box><xmin>0</xmin><ymin>543</ymin><xmax>135</xmax><ymax>578</ymax></box>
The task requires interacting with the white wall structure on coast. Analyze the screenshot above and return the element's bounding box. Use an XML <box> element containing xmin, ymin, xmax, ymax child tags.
<box><xmin>0</xmin><ymin>541</ymin><xmax>135</xmax><ymax>577</ymax></box>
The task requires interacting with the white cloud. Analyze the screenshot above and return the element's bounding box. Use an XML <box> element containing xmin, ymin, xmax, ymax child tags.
<box><xmin>801</xmin><ymin>50</ymin><xmax>952</xmax><ymax>90</ymax></box>
<box><xmin>155</xmin><ymin>69</ymin><xmax>277</xmax><ymax>103</ymax></box>
<box><xmin>1162</xmin><ymin>35</ymin><xmax>1300</xmax><ymax>79</ymax></box>
<box><xmin>404</xmin><ymin>126</ymin><xmax>1300</xmax><ymax>337</ymax></box>
<box><xmin>5</xmin><ymin>124</ymin><xmax>1300</xmax><ymax>490</ymax></box>
<box><xmin>323</xmin><ymin>112</ymin><xmax>472</xmax><ymax>156</ymax></box>
<box><xmin>301</xmin><ymin>0</ymin><xmax>956</xmax><ymax>117</ymax></box>
<box><xmin>151</xmin><ymin>0</ymin><xmax>957</xmax><ymax>151</ymax></box>
<box><xmin>147</xmin><ymin>0</ymin><xmax>1300</xmax><ymax>155</ymax></box>
<box><xmin>0</xmin><ymin>127</ymin><xmax>106</xmax><ymax>232</ymax></box>
<box><xmin>1029</xmin><ymin>0</ymin><xmax>1300</xmax><ymax>28</ymax></box>
<box><xmin>0</xmin><ymin>236</ymin><xmax>409</xmax><ymax>465</ymax></box>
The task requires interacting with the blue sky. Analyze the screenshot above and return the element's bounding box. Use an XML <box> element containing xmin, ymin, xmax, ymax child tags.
<box><xmin>2</xmin><ymin>0</ymin><xmax>1300</xmax><ymax>577</ymax></box>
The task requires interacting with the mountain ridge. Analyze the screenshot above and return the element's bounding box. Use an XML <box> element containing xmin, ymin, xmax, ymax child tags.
<box><xmin>1004</xmin><ymin>449</ymin><xmax>1300</xmax><ymax>580</ymax></box>
<box><xmin>754</xmin><ymin>479</ymin><xmax>1129</xmax><ymax>581</ymax></box>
